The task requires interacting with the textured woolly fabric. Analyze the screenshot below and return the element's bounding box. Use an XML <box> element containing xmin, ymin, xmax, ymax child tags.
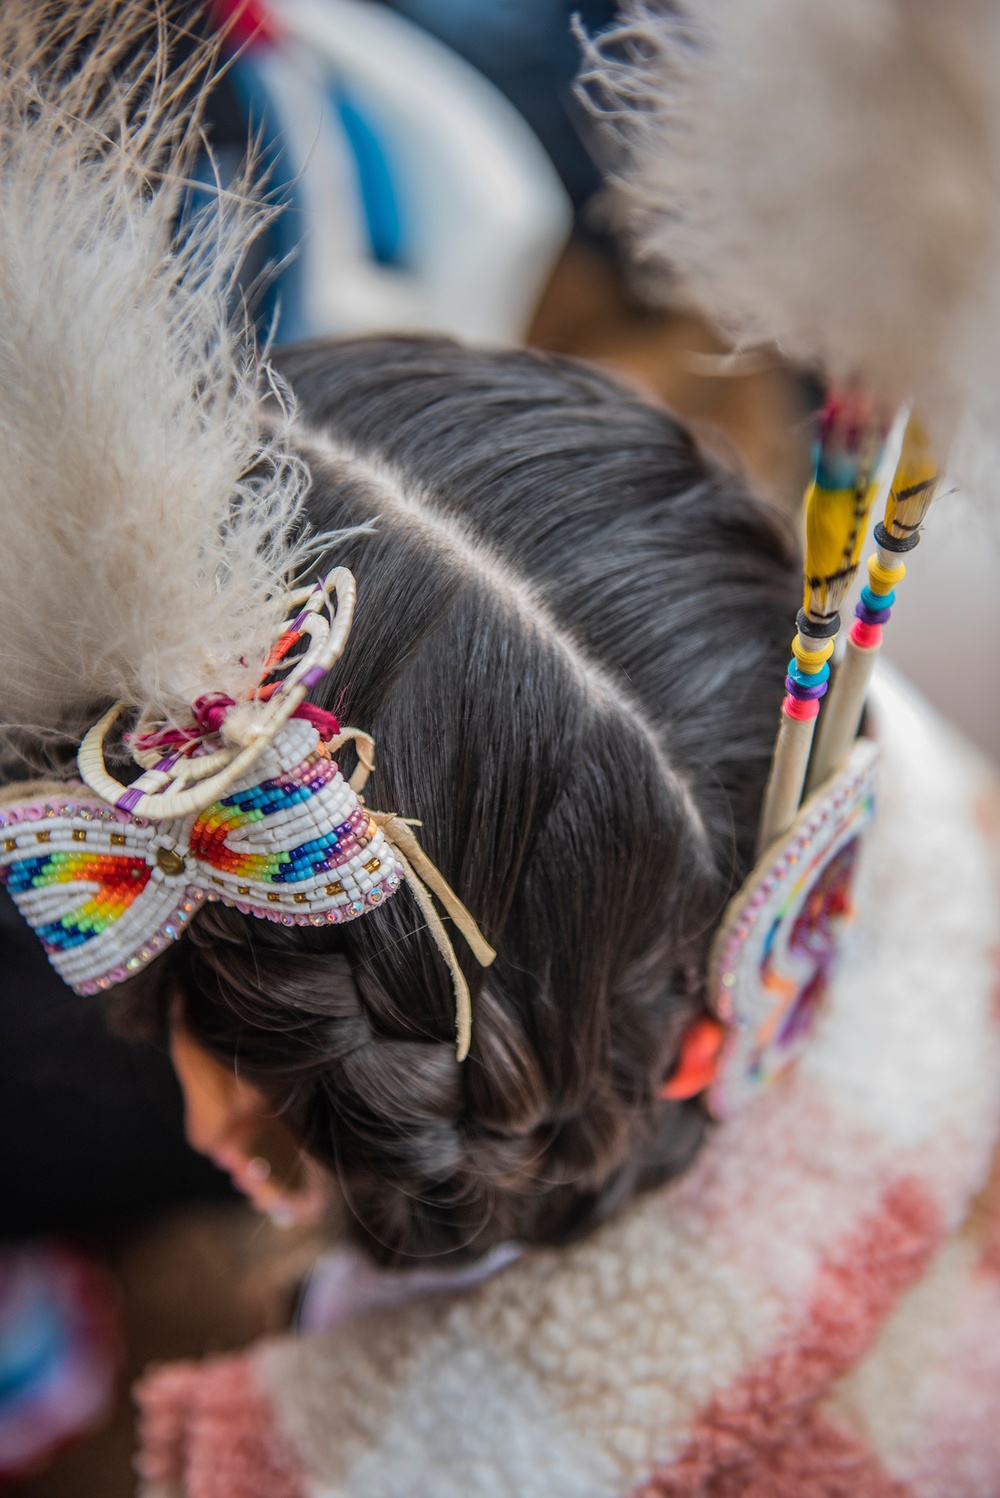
<box><xmin>135</xmin><ymin>667</ymin><xmax>1000</xmax><ymax>1497</ymax></box>
<box><xmin>135</xmin><ymin>1357</ymin><xmax>306</xmax><ymax>1498</ymax></box>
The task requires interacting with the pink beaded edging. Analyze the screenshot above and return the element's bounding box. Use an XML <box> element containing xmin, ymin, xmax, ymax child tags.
<box><xmin>0</xmin><ymin>786</ymin><xmax>403</xmax><ymax>994</ymax></box>
<box><xmin>706</xmin><ymin>739</ymin><xmax>878</xmax><ymax>1119</ymax></box>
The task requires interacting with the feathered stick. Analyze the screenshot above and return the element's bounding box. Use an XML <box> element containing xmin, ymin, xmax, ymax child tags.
<box><xmin>755</xmin><ymin>392</ymin><xmax>893</xmax><ymax>848</ymax></box>
<box><xmin>808</xmin><ymin>414</ymin><xmax>942</xmax><ymax>788</ymax></box>
<box><xmin>0</xmin><ymin>1</ymin><xmax>311</xmax><ymax>764</ymax></box>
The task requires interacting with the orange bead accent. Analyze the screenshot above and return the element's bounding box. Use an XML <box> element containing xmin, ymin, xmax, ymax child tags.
<box><xmin>661</xmin><ymin>1018</ymin><xmax>726</xmax><ymax>1101</ymax></box>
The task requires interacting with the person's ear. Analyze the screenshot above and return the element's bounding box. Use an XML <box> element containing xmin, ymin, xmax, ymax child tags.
<box><xmin>169</xmin><ymin>1020</ymin><xmax>327</xmax><ymax>1228</ymax></box>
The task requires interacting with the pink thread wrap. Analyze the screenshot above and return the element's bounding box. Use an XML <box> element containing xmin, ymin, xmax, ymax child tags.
<box><xmin>130</xmin><ymin>696</ymin><xmax>341</xmax><ymax>756</ymax></box>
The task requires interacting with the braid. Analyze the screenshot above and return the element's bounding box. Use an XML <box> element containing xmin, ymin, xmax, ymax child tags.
<box><xmin>161</xmin><ymin>336</ymin><xmax>798</xmax><ymax>1263</ymax></box>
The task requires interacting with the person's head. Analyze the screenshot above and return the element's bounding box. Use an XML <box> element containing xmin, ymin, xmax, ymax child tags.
<box><xmin>122</xmin><ymin>334</ymin><xmax>799</xmax><ymax>1263</ymax></box>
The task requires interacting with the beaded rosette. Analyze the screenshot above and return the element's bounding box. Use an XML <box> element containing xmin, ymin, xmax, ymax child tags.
<box><xmin>705</xmin><ymin>737</ymin><xmax>878</xmax><ymax>1119</ymax></box>
<box><xmin>0</xmin><ymin>570</ymin><xmax>403</xmax><ymax>996</ymax></box>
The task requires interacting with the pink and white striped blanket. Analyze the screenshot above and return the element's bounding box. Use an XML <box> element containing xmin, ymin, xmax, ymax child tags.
<box><xmin>136</xmin><ymin>669</ymin><xmax>1000</xmax><ymax>1497</ymax></box>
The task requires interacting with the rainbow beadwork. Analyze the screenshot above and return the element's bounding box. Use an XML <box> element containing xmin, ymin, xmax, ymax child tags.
<box><xmin>708</xmin><ymin>738</ymin><xmax>878</xmax><ymax>1118</ymax></box>
<box><xmin>0</xmin><ymin>717</ymin><xmax>403</xmax><ymax>995</ymax></box>
<box><xmin>6</xmin><ymin>852</ymin><xmax>151</xmax><ymax>950</ymax></box>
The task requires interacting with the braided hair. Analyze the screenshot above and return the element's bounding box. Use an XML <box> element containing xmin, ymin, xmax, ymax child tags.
<box><xmin>160</xmin><ymin>335</ymin><xmax>798</xmax><ymax>1264</ymax></box>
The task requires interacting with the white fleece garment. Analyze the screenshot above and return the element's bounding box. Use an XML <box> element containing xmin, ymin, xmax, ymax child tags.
<box><xmin>245</xmin><ymin>666</ymin><xmax>1000</xmax><ymax>1498</ymax></box>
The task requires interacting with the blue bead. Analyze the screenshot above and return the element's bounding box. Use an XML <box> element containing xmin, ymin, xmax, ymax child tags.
<box><xmin>786</xmin><ymin>658</ymin><xmax>831</xmax><ymax>688</ymax></box>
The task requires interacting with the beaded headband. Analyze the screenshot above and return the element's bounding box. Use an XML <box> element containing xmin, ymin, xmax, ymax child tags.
<box><xmin>0</xmin><ymin>569</ymin><xmax>495</xmax><ymax>1060</ymax></box>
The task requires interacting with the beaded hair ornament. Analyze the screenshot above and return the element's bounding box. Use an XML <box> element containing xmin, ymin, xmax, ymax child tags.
<box><xmin>0</xmin><ymin>569</ymin><xmax>495</xmax><ymax>1060</ymax></box>
<box><xmin>0</xmin><ymin>2</ymin><xmax>494</xmax><ymax>1061</ymax></box>
<box><xmin>664</xmin><ymin>404</ymin><xmax>940</xmax><ymax>1118</ymax></box>
<box><xmin>590</xmin><ymin>0</ymin><xmax>975</xmax><ymax>1116</ymax></box>
<box><xmin>0</xmin><ymin>0</ymin><xmax>985</xmax><ymax>1114</ymax></box>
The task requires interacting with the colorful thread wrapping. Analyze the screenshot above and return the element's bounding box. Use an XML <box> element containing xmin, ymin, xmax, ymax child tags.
<box><xmin>849</xmin><ymin>550</ymin><xmax>906</xmax><ymax>648</ymax></box>
<box><xmin>782</xmin><ymin>632</ymin><xmax>834</xmax><ymax>711</ymax></box>
<box><xmin>848</xmin><ymin>415</ymin><xmax>941</xmax><ymax>655</ymax></box>
<box><xmin>787</xmin><ymin>659</ymin><xmax>831</xmax><ymax>688</ymax></box>
<box><xmin>783</xmin><ymin>696</ymin><xmax>820</xmax><ymax>722</ymax></box>
<box><xmin>855</xmin><ymin>603</ymin><xmax>891</xmax><ymax>626</ymax></box>
<box><xmin>757</xmin><ymin>391</ymin><xmax>897</xmax><ymax>853</ymax></box>
<box><xmin>779</xmin><ymin>394</ymin><xmax>890</xmax><ymax>723</ymax></box>
<box><xmin>850</xmin><ymin>619</ymin><xmax>883</xmax><ymax>650</ymax></box>
<box><xmin>784</xmin><ymin>678</ymin><xmax>827</xmax><ymax>702</ymax></box>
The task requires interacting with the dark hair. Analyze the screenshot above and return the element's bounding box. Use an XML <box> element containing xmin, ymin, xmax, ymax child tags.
<box><xmin>159</xmin><ymin>336</ymin><xmax>798</xmax><ymax>1264</ymax></box>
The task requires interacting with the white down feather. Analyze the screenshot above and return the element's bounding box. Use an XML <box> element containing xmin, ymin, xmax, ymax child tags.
<box><xmin>580</xmin><ymin>0</ymin><xmax>1000</xmax><ymax>456</ymax></box>
<box><xmin>0</xmin><ymin>1</ymin><xmax>311</xmax><ymax>750</ymax></box>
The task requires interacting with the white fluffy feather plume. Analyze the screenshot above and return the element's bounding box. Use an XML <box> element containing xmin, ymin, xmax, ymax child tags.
<box><xmin>0</xmin><ymin>1</ymin><xmax>311</xmax><ymax>752</ymax></box>
<box><xmin>580</xmin><ymin>0</ymin><xmax>1000</xmax><ymax>450</ymax></box>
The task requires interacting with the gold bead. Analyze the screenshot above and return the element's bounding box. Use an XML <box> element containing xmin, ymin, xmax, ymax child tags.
<box><xmin>35</xmin><ymin>830</ymin><xmax>51</xmax><ymax>843</ymax></box>
<box><xmin>325</xmin><ymin>882</ymin><xmax>344</xmax><ymax>896</ymax></box>
<box><xmin>364</xmin><ymin>857</ymin><xmax>381</xmax><ymax>873</ymax></box>
<box><xmin>156</xmin><ymin>846</ymin><xmax>186</xmax><ymax>877</ymax></box>
<box><xmin>3</xmin><ymin>837</ymin><xmax>16</xmax><ymax>852</ymax></box>
<box><xmin>293</xmin><ymin>892</ymin><xmax>308</xmax><ymax>904</ymax></box>
<box><xmin>110</xmin><ymin>833</ymin><xmax>127</xmax><ymax>847</ymax></box>
<box><xmin>71</xmin><ymin>828</ymin><xmax>87</xmax><ymax>842</ymax></box>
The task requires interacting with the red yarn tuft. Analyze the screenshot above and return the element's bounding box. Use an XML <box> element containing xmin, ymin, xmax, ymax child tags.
<box><xmin>291</xmin><ymin>703</ymin><xmax>341</xmax><ymax>740</ymax></box>
<box><xmin>192</xmin><ymin>693</ymin><xmax>237</xmax><ymax>734</ymax></box>
<box><xmin>662</xmin><ymin>1018</ymin><xmax>726</xmax><ymax>1100</ymax></box>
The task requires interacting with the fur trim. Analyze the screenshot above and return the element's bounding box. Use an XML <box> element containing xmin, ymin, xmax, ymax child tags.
<box><xmin>580</xmin><ymin>0</ymin><xmax>1000</xmax><ymax>449</ymax></box>
<box><xmin>0</xmin><ymin>2</ymin><xmax>310</xmax><ymax>753</ymax></box>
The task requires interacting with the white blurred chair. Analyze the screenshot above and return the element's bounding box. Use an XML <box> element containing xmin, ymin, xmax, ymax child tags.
<box><xmin>242</xmin><ymin>0</ymin><xmax>572</xmax><ymax>343</ymax></box>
